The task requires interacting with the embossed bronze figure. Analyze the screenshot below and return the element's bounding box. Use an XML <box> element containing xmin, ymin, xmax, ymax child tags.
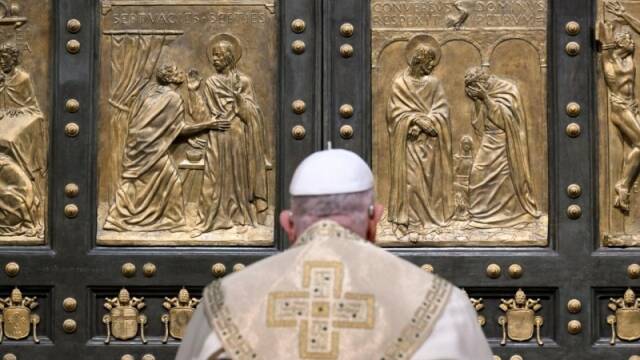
<box><xmin>161</xmin><ymin>288</ymin><xmax>200</xmax><ymax>343</ymax></box>
<box><xmin>464</xmin><ymin>67</ymin><xmax>541</xmax><ymax>229</ymax></box>
<box><xmin>188</xmin><ymin>34</ymin><xmax>270</xmax><ymax>236</ymax></box>
<box><xmin>103</xmin><ymin>288</ymin><xmax>147</xmax><ymax>344</ymax></box>
<box><xmin>386</xmin><ymin>35</ymin><xmax>454</xmax><ymax>239</ymax></box>
<box><xmin>600</xmin><ymin>0</ymin><xmax>640</xmax><ymax>214</ymax></box>
<box><xmin>0</xmin><ymin>287</ymin><xmax>40</xmax><ymax>343</ymax></box>
<box><xmin>607</xmin><ymin>288</ymin><xmax>640</xmax><ymax>345</ymax></box>
<box><xmin>498</xmin><ymin>289</ymin><xmax>543</xmax><ymax>346</ymax></box>
<box><xmin>103</xmin><ymin>64</ymin><xmax>228</xmax><ymax>232</ymax></box>
<box><xmin>0</xmin><ymin>42</ymin><xmax>45</xmax><ymax>238</ymax></box>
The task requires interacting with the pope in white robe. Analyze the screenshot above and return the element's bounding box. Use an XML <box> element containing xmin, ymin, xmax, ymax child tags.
<box><xmin>176</xmin><ymin>149</ymin><xmax>492</xmax><ymax>360</ymax></box>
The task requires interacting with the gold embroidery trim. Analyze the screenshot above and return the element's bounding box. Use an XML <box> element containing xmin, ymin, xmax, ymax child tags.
<box><xmin>381</xmin><ymin>276</ymin><xmax>452</xmax><ymax>360</ymax></box>
<box><xmin>204</xmin><ymin>281</ymin><xmax>257</xmax><ymax>360</ymax></box>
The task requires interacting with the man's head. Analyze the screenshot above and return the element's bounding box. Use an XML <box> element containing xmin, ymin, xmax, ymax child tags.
<box><xmin>464</xmin><ymin>66</ymin><xmax>490</xmax><ymax>100</ymax></box>
<box><xmin>460</xmin><ymin>135</ymin><xmax>473</xmax><ymax>152</ymax></box>
<box><xmin>210</xmin><ymin>40</ymin><xmax>236</xmax><ymax>73</ymax></box>
<box><xmin>614</xmin><ymin>31</ymin><xmax>635</xmax><ymax>54</ymax></box>
<box><xmin>156</xmin><ymin>64</ymin><xmax>185</xmax><ymax>87</ymax></box>
<box><xmin>280</xmin><ymin>149</ymin><xmax>383</xmax><ymax>243</ymax></box>
<box><xmin>0</xmin><ymin>43</ymin><xmax>19</xmax><ymax>74</ymax></box>
<box><xmin>409</xmin><ymin>44</ymin><xmax>438</xmax><ymax>76</ymax></box>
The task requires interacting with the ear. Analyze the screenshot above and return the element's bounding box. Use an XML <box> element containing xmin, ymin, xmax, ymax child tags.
<box><xmin>279</xmin><ymin>210</ymin><xmax>297</xmax><ymax>245</ymax></box>
<box><xmin>365</xmin><ymin>204</ymin><xmax>384</xmax><ymax>243</ymax></box>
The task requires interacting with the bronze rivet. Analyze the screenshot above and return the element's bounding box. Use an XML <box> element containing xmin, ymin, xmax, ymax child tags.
<box><xmin>291</xmin><ymin>19</ymin><xmax>306</xmax><ymax>33</ymax></box>
<box><xmin>339</xmin><ymin>104</ymin><xmax>354</xmax><ymax>118</ymax></box>
<box><xmin>567</xmin><ymin>299</ymin><xmax>582</xmax><ymax>314</ymax></box>
<box><xmin>120</xmin><ymin>355</ymin><xmax>135</xmax><ymax>360</ymax></box>
<box><xmin>508</xmin><ymin>264</ymin><xmax>523</xmax><ymax>279</ymax></box>
<box><xmin>2</xmin><ymin>354</ymin><xmax>17</xmax><ymax>360</ymax></box>
<box><xmin>566</xmin><ymin>102</ymin><xmax>581</xmax><ymax>117</ymax></box>
<box><xmin>565</xmin><ymin>122</ymin><xmax>581</xmax><ymax>138</ymax></box>
<box><xmin>62</xmin><ymin>319</ymin><xmax>77</xmax><ymax>334</ymax></box>
<box><xmin>628</xmin><ymin>263</ymin><xmax>640</xmax><ymax>279</ymax></box>
<box><xmin>340</xmin><ymin>23</ymin><xmax>354</xmax><ymax>37</ymax></box>
<box><xmin>233</xmin><ymin>263</ymin><xmax>245</xmax><ymax>272</ymax></box>
<box><xmin>121</xmin><ymin>262</ymin><xmax>136</xmax><ymax>278</ymax></box>
<box><xmin>567</xmin><ymin>204</ymin><xmax>582</xmax><ymax>219</ymax></box>
<box><xmin>292</xmin><ymin>99</ymin><xmax>306</xmax><ymax>114</ymax></box>
<box><xmin>629</xmin><ymin>356</ymin><xmax>640</xmax><ymax>360</ymax></box>
<box><xmin>66</xmin><ymin>39</ymin><xmax>80</xmax><ymax>54</ymax></box>
<box><xmin>291</xmin><ymin>40</ymin><xmax>305</xmax><ymax>54</ymax></box>
<box><xmin>340</xmin><ymin>125</ymin><xmax>354</xmax><ymax>139</ymax></box>
<box><xmin>340</xmin><ymin>44</ymin><xmax>354</xmax><ymax>58</ymax></box>
<box><xmin>65</xmin><ymin>98</ymin><xmax>80</xmax><ymax>113</ymax></box>
<box><xmin>63</xmin><ymin>297</ymin><xmax>78</xmax><ymax>312</ymax></box>
<box><xmin>143</xmin><ymin>262</ymin><xmax>157</xmax><ymax>277</ymax></box>
<box><xmin>212</xmin><ymin>263</ymin><xmax>226</xmax><ymax>277</ymax></box>
<box><xmin>566</xmin><ymin>184</ymin><xmax>582</xmax><ymax>199</ymax></box>
<box><xmin>64</xmin><ymin>204</ymin><xmax>79</xmax><ymax>218</ymax></box>
<box><xmin>510</xmin><ymin>356</ymin><xmax>523</xmax><ymax>360</ymax></box>
<box><xmin>567</xmin><ymin>320</ymin><xmax>582</xmax><ymax>334</ymax></box>
<box><xmin>65</xmin><ymin>122</ymin><xmax>80</xmax><ymax>137</ymax></box>
<box><xmin>67</xmin><ymin>19</ymin><xmax>81</xmax><ymax>33</ymax></box>
<box><xmin>565</xmin><ymin>41</ymin><xmax>580</xmax><ymax>56</ymax></box>
<box><xmin>493</xmin><ymin>356</ymin><xmax>502</xmax><ymax>360</ymax></box>
<box><xmin>486</xmin><ymin>263</ymin><xmax>501</xmax><ymax>279</ymax></box>
<box><xmin>65</xmin><ymin>183</ymin><xmax>79</xmax><ymax>198</ymax></box>
<box><xmin>421</xmin><ymin>264</ymin><xmax>434</xmax><ymax>273</ymax></box>
<box><xmin>142</xmin><ymin>355</ymin><xmax>156</xmax><ymax>360</ymax></box>
<box><xmin>566</xmin><ymin>21</ymin><xmax>580</xmax><ymax>36</ymax></box>
<box><xmin>291</xmin><ymin>125</ymin><xmax>306</xmax><ymax>140</ymax></box>
<box><xmin>4</xmin><ymin>262</ymin><xmax>19</xmax><ymax>277</ymax></box>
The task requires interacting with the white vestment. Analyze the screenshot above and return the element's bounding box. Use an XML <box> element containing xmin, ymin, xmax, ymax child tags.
<box><xmin>176</xmin><ymin>221</ymin><xmax>492</xmax><ymax>360</ymax></box>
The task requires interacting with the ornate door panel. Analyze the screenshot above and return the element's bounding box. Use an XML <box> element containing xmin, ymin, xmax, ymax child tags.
<box><xmin>0</xmin><ymin>0</ymin><xmax>639</xmax><ymax>360</ymax></box>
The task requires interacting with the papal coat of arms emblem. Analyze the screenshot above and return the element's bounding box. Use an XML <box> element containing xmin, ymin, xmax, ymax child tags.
<box><xmin>103</xmin><ymin>288</ymin><xmax>147</xmax><ymax>344</ymax></box>
<box><xmin>161</xmin><ymin>287</ymin><xmax>200</xmax><ymax>343</ymax></box>
<box><xmin>498</xmin><ymin>288</ymin><xmax>544</xmax><ymax>346</ymax></box>
<box><xmin>0</xmin><ymin>287</ymin><xmax>40</xmax><ymax>343</ymax></box>
<box><xmin>608</xmin><ymin>288</ymin><xmax>640</xmax><ymax>345</ymax></box>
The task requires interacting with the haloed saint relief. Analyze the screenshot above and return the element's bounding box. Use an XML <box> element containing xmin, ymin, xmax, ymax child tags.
<box><xmin>98</xmin><ymin>1</ymin><xmax>277</xmax><ymax>246</ymax></box>
<box><xmin>372</xmin><ymin>0</ymin><xmax>548</xmax><ymax>246</ymax></box>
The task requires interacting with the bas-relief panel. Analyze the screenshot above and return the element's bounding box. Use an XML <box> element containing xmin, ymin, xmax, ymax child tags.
<box><xmin>97</xmin><ymin>0</ymin><xmax>277</xmax><ymax>246</ymax></box>
<box><xmin>598</xmin><ymin>0</ymin><xmax>640</xmax><ymax>247</ymax></box>
<box><xmin>371</xmin><ymin>0</ymin><xmax>548</xmax><ymax>246</ymax></box>
<box><xmin>0</xmin><ymin>1</ymin><xmax>50</xmax><ymax>245</ymax></box>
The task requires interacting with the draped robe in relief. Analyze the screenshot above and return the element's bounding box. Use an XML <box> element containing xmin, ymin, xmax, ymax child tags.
<box><xmin>104</xmin><ymin>84</ymin><xmax>186</xmax><ymax>231</ymax></box>
<box><xmin>0</xmin><ymin>68</ymin><xmax>45</xmax><ymax>236</ymax></box>
<box><xmin>387</xmin><ymin>69</ymin><xmax>454</xmax><ymax>233</ymax></box>
<box><xmin>189</xmin><ymin>71</ymin><xmax>269</xmax><ymax>232</ymax></box>
<box><xmin>176</xmin><ymin>220</ymin><xmax>494</xmax><ymax>360</ymax></box>
<box><xmin>468</xmin><ymin>77</ymin><xmax>541</xmax><ymax>228</ymax></box>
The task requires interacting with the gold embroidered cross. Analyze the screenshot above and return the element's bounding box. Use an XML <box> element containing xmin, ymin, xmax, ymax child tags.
<box><xmin>267</xmin><ymin>261</ymin><xmax>375</xmax><ymax>359</ymax></box>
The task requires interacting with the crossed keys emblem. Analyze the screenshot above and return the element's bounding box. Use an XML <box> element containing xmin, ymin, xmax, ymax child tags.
<box><xmin>103</xmin><ymin>288</ymin><xmax>148</xmax><ymax>344</ymax></box>
<box><xmin>498</xmin><ymin>288</ymin><xmax>544</xmax><ymax>346</ymax></box>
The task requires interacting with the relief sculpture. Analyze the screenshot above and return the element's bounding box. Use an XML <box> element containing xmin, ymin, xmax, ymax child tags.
<box><xmin>98</xmin><ymin>0</ymin><xmax>277</xmax><ymax>246</ymax></box>
<box><xmin>372</xmin><ymin>0</ymin><xmax>548</xmax><ymax>246</ymax></box>
<box><xmin>0</xmin><ymin>1</ymin><xmax>50</xmax><ymax>245</ymax></box>
<box><xmin>598</xmin><ymin>0</ymin><xmax>640</xmax><ymax>247</ymax></box>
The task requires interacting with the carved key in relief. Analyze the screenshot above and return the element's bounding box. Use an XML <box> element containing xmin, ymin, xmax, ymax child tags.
<box><xmin>498</xmin><ymin>289</ymin><xmax>543</xmax><ymax>346</ymax></box>
<box><xmin>103</xmin><ymin>288</ymin><xmax>147</xmax><ymax>344</ymax></box>
<box><xmin>0</xmin><ymin>287</ymin><xmax>40</xmax><ymax>343</ymax></box>
<box><xmin>161</xmin><ymin>288</ymin><xmax>200</xmax><ymax>343</ymax></box>
<box><xmin>608</xmin><ymin>288</ymin><xmax>640</xmax><ymax>345</ymax></box>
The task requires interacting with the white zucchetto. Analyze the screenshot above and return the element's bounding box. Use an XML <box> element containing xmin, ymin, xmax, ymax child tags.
<box><xmin>289</xmin><ymin>149</ymin><xmax>374</xmax><ymax>196</ymax></box>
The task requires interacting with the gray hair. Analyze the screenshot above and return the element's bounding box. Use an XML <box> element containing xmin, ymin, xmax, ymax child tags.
<box><xmin>291</xmin><ymin>190</ymin><xmax>373</xmax><ymax>236</ymax></box>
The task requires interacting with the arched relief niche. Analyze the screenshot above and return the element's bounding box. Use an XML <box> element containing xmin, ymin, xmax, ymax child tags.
<box><xmin>371</xmin><ymin>0</ymin><xmax>549</xmax><ymax>247</ymax></box>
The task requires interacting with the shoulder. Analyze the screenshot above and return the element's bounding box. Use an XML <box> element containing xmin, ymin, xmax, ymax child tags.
<box><xmin>11</xmin><ymin>68</ymin><xmax>31</xmax><ymax>83</ymax></box>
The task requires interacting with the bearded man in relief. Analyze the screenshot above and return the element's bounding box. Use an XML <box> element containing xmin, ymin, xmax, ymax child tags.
<box><xmin>386</xmin><ymin>35</ymin><xmax>454</xmax><ymax>238</ymax></box>
<box><xmin>105</xmin><ymin>64</ymin><xmax>229</xmax><ymax>231</ymax></box>
<box><xmin>463</xmin><ymin>66</ymin><xmax>541</xmax><ymax>228</ymax></box>
<box><xmin>187</xmin><ymin>34</ymin><xmax>270</xmax><ymax>236</ymax></box>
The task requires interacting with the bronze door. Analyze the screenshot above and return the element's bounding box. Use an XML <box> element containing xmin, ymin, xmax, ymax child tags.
<box><xmin>0</xmin><ymin>0</ymin><xmax>638</xmax><ymax>359</ymax></box>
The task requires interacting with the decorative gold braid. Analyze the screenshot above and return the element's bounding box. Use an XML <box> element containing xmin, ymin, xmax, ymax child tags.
<box><xmin>204</xmin><ymin>281</ymin><xmax>257</xmax><ymax>360</ymax></box>
<box><xmin>381</xmin><ymin>276</ymin><xmax>452</xmax><ymax>360</ymax></box>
